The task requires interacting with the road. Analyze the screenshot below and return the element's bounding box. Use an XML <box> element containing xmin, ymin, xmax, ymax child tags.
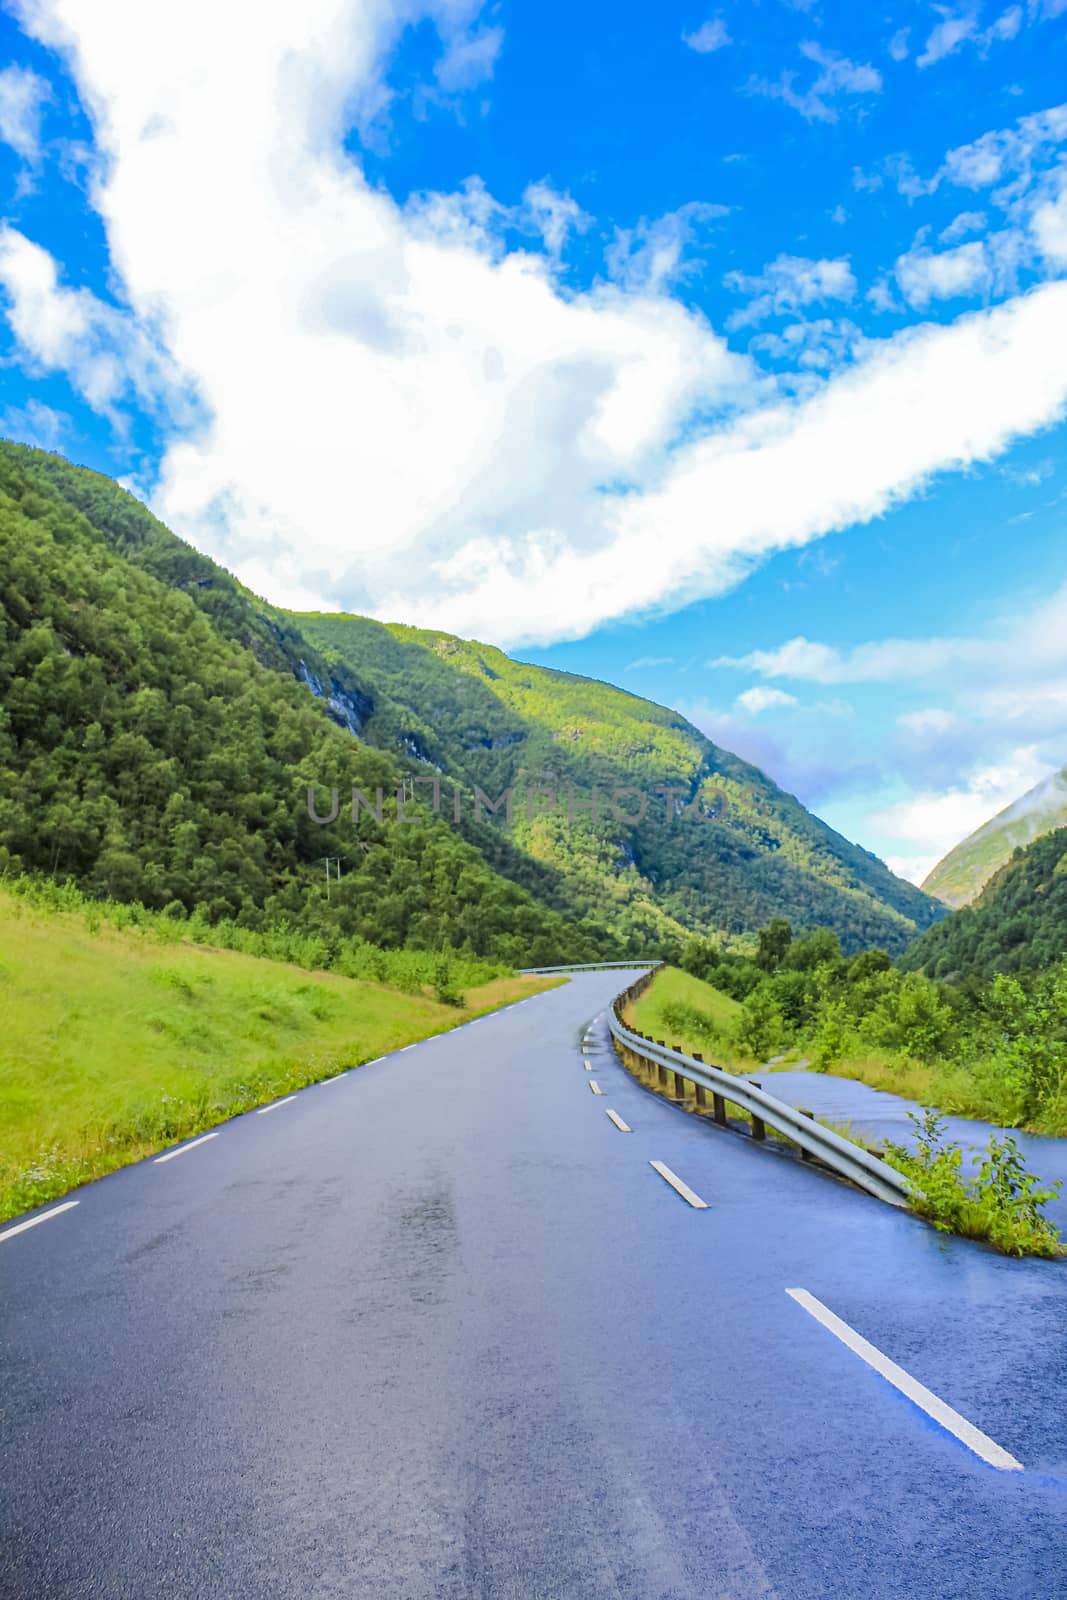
<box><xmin>2</xmin><ymin>969</ymin><xmax>1065</xmax><ymax>1598</ymax></box>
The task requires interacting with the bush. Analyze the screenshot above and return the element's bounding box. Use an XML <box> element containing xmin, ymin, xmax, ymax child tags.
<box><xmin>737</xmin><ymin>983</ymin><xmax>785</xmax><ymax>1059</ymax></box>
<box><xmin>659</xmin><ymin>999</ymin><xmax>724</xmax><ymax>1049</ymax></box>
<box><xmin>885</xmin><ymin>1108</ymin><xmax>1063</xmax><ymax>1258</ymax></box>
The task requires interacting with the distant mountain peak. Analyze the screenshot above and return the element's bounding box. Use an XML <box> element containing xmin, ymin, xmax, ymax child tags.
<box><xmin>923</xmin><ymin>766</ymin><xmax>1067</xmax><ymax>908</ymax></box>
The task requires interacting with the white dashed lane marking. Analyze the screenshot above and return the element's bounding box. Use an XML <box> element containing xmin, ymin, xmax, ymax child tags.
<box><xmin>256</xmin><ymin>1096</ymin><xmax>297</xmax><ymax>1116</ymax></box>
<box><xmin>786</xmin><ymin>1288</ymin><xmax>1023</xmax><ymax>1472</ymax></box>
<box><xmin>0</xmin><ymin>1201</ymin><xmax>80</xmax><ymax>1243</ymax></box>
<box><xmin>649</xmin><ymin>1161</ymin><xmax>708</xmax><ymax>1209</ymax></box>
<box><xmin>154</xmin><ymin>1132</ymin><xmax>221</xmax><ymax>1164</ymax></box>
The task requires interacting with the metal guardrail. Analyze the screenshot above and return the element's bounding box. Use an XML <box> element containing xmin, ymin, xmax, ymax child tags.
<box><xmin>519</xmin><ymin>961</ymin><xmax>663</xmax><ymax>975</ymax></box>
<box><xmin>609</xmin><ymin>976</ymin><xmax>916</xmax><ymax>1211</ymax></box>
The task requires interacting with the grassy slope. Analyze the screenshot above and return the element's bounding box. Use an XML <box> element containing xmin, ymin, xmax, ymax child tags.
<box><xmin>0</xmin><ymin>893</ymin><xmax>558</xmax><ymax>1221</ymax></box>
<box><xmin>623</xmin><ymin>966</ymin><xmax>756</xmax><ymax>1071</ymax></box>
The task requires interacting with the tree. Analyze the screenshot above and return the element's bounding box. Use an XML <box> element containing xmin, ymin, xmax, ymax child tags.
<box><xmin>756</xmin><ymin>917</ymin><xmax>793</xmax><ymax>973</ymax></box>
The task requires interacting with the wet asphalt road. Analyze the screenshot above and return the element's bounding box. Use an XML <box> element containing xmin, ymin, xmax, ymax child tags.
<box><xmin>2</xmin><ymin>968</ymin><xmax>1066</xmax><ymax>1599</ymax></box>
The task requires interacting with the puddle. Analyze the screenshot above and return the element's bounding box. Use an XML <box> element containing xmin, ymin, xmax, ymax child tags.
<box><xmin>760</xmin><ymin>1068</ymin><xmax>1067</xmax><ymax>1229</ymax></box>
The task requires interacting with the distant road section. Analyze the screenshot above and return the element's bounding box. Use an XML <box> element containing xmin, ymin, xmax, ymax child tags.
<box><xmin>2</xmin><ymin>970</ymin><xmax>1064</xmax><ymax>1599</ymax></box>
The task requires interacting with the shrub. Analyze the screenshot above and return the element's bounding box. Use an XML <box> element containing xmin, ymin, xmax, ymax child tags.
<box><xmin>885</xmin><ymin>1107</ymin><xmax>1063</xmax><ymax>1258</ymax></box>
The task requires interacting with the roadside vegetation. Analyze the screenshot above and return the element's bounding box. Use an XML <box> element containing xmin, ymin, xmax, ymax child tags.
<box><xmin>624</xmin><ymin>965</ymin><xmax>755</xmax><ymax>1070</ymax></box>
<box><xmin>2</xmin><ymin>872</ymin><xmax>511</xmax><ymax>996</ymax></box>
<box><xmin>632</xmin><ymin>940</ymin><xmax>1066</xmax><ymax>1257</ymax></box>
<box><xmin>885</xmin><ymin>1109</ymin><xmax>1063</xmax><ymax>1260</ymax></box>
<box><xmin>678</xmin><ymin>920</ymin><xmax>1067</xmax><ymax>1138</ymax></box>
<box><xmin>0</xmin><ymin>884</ymin><xmax>557</xmax><ymax>1222</ymax></box>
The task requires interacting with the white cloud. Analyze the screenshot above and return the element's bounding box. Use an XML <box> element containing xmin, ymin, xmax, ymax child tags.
<box><xmin>625</xmin><ymin>655</ymin><xmax>675</xmax><ymax>671</ymax></box>
<box><xmin>433</xmin><ymin>23</ymin><xmax>501</xmax><ymax>92</ymax></box>
<box><xmin>886</xmin><ymin>853</ymin><xmax>944</xmax><ymax>885</ymax></box>
<box><xmin>915</xmin><ymin>5</ymin><xmax>1019</xmax><ymax>69</ymax></box>
<box><xmin>1033</xmin><ymin>177</ymin><xmax>1067</xmax><ymax>264</ymax></box>
<box><xmin>747</xmin><ymin>42</ymin><xmax>882</xmax><ymax>124</ymax></box>
<box><xmin>606</xmin><ymin>202</ymin><xmax>728</xmax><ymax>294</ymax></box>
<box><xmin>749</xmin><ymin>318</ymin><xmax>867</xmax><ymax>373</ymax></box>
<box><xmin>0</xmin><ymin>63</ymin><xmax>50</xmax><ymax>163</ymax></box>
<box><xmin>0</xmin><ymin>225</ymin><xmax>184</xmax><ymax>419</ymax></box>
<box><xmin>939</xmin><ymin>102</ymin><xmax>1067</xmax><ymax>192</ymax></box>
<box><xmin>983</xmin><ymin>5</ymin><xmax>1024</xmax><ymax>46</ymax></box>
<box><xmin>866</xmin><ymin>275</ymin><xmax>898</xmax><ymax>313</ymax></box>
<box><xmin>735</xmin><ymin>686</ymin><xmax>798</xmax><ymax>714</ymax></box>
<box><xmin>725</xmin><ymin>254</ymin><xmax>856</xmax><ymax>327</ymax></box>
<box><xmin>682</xmin><ymin>18</ymin><xmax>731</xmax><ymax>53</ymax></box>
<box><xmin>895</xmin><ymin>237</ymin><xmax>989</xmax><ymax>306</ymax></box>
<box><xmin>888</xmin><ymin>28</ymin><xmax>911</xmax><ymax>61</ymax></box>
<box><xmin>917</xmin><ymin>11</ymin><xmax>978</xmax><ymax>68</ymax></box>
<box><xmin>686</xmin><ymin>697</ymin><xmax>876</xmax><ymax>807</ymax></box>
<box><xmin>6</xmin><ymin>3</ymin><xmax>1067</xmax><ymax>648</ymax></box>
<box><xmin>869</xmin><ymin>748</ymin><xmax>1051</xmax><ymax>879</ymax></box>
<box><xmin>520</xmin><ymin>180</ymin><xmax>592</xmax><ymax>258</ymax></box>
<box><xmin>940</xmin><ymin>209</ymin><xmax>988</xmax><ymax>243</ymax></box>
<box><xmin>897</xmin><ymin>708</ymin><xmax>961</xmax><ymax>737</ymax></box>
<box><xmin>719</xmin><ymin>581</ymin><xmax>1067</xmax><ymax>875</ymax></box>
<box><xmin>0</xmin><ymin>396</ymin><xmax>68</xmax><ymax>449</ymax></box>
<box><xmin>895</xmin><ymin>220</ymin><xmax>1038</xmax><ymax>310</ymax></box>
<box><xmin>716</xmin><ymin>585</ymin><xmax>1067</xmax><ymax>703</ymax></box>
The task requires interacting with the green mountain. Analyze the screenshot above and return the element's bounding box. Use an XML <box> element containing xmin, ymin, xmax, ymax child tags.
<box><xmin>902</xmin><ymin>825</ymin><xmax>1067</xmax><ymax>980</ymax></box>
<box><xmin>287</xmin><ymin>617</ymin><xmax>942</xmax><ymax>954</ymax></box>
<box><xmin>0</xmin><ymin>441</ymin><xmax>606</xmax><ymax>965</ymax></box>
<box><xmin>922</xmin><ymin>767</ymin><xmax>1067</xmax><ymax>908</ymax></box>
<box><xmin>0</xmin><ymin>439</ymin><xmax>943</xmax><ymax>958</ymax></box>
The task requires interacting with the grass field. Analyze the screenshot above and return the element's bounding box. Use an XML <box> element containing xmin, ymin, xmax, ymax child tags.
<box><xmin>623</xmin><ymin>966</ymin><xmax>756</xmax><ymax>1070</ymax></box>
<box><xmin>0</xmin><ymin>891</ymin><xmax>558</xmax><ymax>1221</ymax></box>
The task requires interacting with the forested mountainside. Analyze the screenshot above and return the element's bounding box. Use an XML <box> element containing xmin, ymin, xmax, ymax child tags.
<box><xmin>0</xmin><ymin>440</ymin><xmax>943</xmax><ymax>956</ymax></box>
<box><xmin>0</xmin><ymin>442</ymin><xmax>609</xmax><ymax>965</ymax></box>
<box><xmin>292</xmin><ymin>615</ymin><xmax>942</xmax><ymax>955</ymax></box>
<box><xmin>902</xmin><ymin>826</ymin><xmax>1067</xmax><ymax>980</ymax></box>
<box><xmin>922</xmin><ymin>766</ymin><xmax>1067</xmax><ymax>908</ymax></box>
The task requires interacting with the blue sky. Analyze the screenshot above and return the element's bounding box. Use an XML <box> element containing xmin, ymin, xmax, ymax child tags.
<box><xmin>1</xmin><ymin>0</ymin><xmax>1067</xmax><ymax>885</ymax></box>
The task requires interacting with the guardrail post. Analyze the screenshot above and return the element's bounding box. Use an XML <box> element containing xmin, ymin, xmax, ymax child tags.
<box><xmin>799</xmin><ymin>1108</ymin><xmax>815</xmax><ymax>1160</ymax></box>
<box><xmin>750</xmin><ymin>1113</ymin><xmax>766</xmax><ymax>1141</ymax></box>
<box><xmin>712</xmin><ymin>1090</ymin><xmax>727</xmax><ymax>1124</ymax></box>
<box><xmin>692</xmin><ymin>1054</ymin><xmax>707</xmax><ymax>1108</ymax></box>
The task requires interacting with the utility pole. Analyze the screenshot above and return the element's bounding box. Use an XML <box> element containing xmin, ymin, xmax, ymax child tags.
<box><xmin>318</xmin><ymin>855</ymin><xmax>344</xmax><ymax>899</ymax></box>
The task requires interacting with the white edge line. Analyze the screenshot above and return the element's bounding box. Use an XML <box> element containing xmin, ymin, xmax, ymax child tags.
<box><xmin>256</xmin><ymin>1095</ymin><xmax>298</xmax><ymax>1116</ymax></box>
<box><xmin>584</xmin><ymin>1062</ymin><xmax>593</xmax><ymax>1071</ymax></box>
<box><xmin>154</xmin><ymin>1132</ymin><xmax>221</xmax><ymax>1164</ymax></box>
<box><xmin>589</xmin><ymin>1080</ymin><xmax>603</xmax><ymax>1095</ymax></box>
<box><xmin>649</xmin><ymin>1160</ymin><xmax>708</xmax><ymax>1209</ymax></box>
<box><xmin>318</xmin><ymin>1071</ymin><xmax>346</xmax><ymax>1084</ymax></box>
<box><xmin>0</xmin><ymin>1200</ymin><xmax>80</xmax><ymax>1242</ymax></box>
<box><xmin>785</xmin><ymin>1288</ymin><xmax>1023</xmax><ymax>1472</ymax></box>
<box><xmin>605</xmin><ymin>1109</ymin><xmax>631</xmax><ymax>1132</ymax></box>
